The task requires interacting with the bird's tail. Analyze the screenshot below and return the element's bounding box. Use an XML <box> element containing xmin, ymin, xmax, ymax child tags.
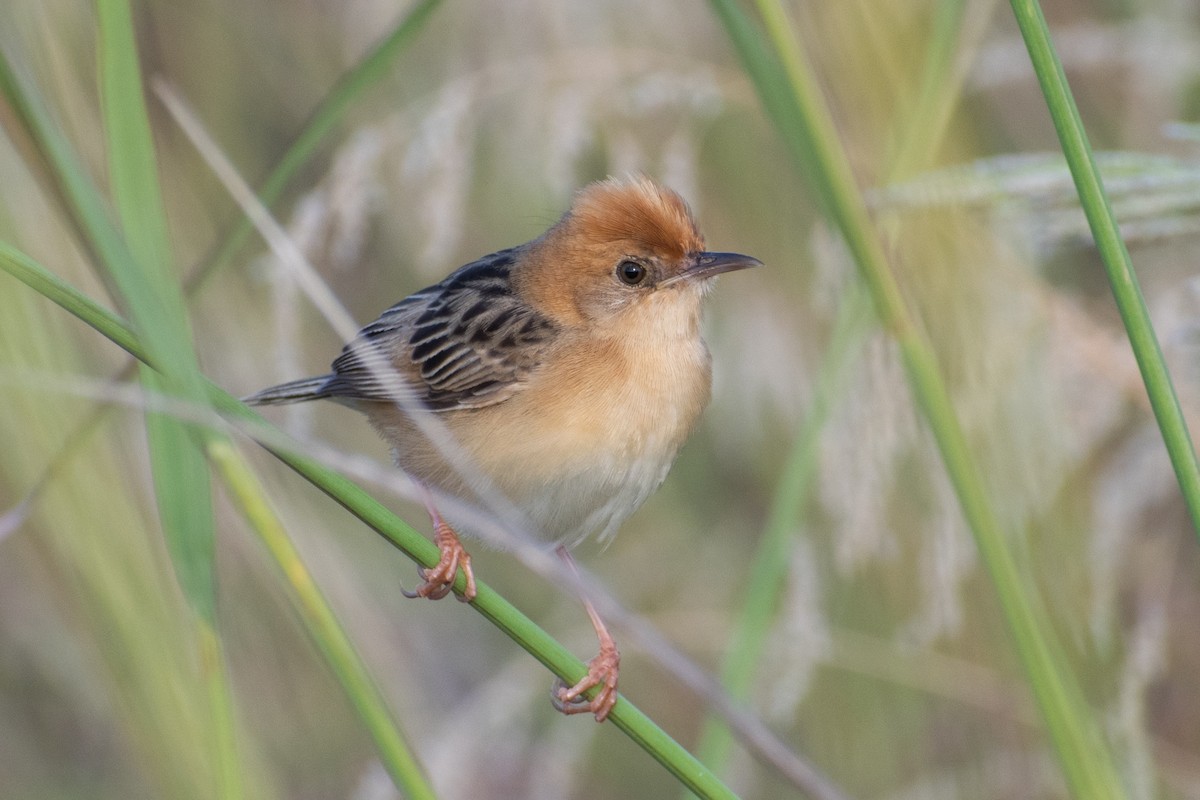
<box><xmin>242</xmin><ymin>375</ymin><xmax>333</xmax><ymax>406</ymax></box>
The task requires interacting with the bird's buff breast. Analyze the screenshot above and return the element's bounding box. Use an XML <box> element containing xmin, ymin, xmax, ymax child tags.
<box><xmin>371</xmin><ymin>330</ymin><xmax>713</xmax><ymax>546</ymax></box>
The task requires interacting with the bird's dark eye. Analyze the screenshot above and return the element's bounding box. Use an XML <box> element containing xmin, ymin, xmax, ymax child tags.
<box><xmin>617</xmin><ymin>260</ymin><xmax>648</xmax><ymax>286</ymax></box>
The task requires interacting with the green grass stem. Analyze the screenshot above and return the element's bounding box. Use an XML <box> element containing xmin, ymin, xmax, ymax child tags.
<box><xmin>1007</xmin><ymin>0</ymin><xmax>1200</xmax><ymax>541</ymax></box>
<box><xmin>0</xmin><ymin>242</ymin><xmax>741</xmax><ymax>800</ymax></box>
<box><xmin>97</xmin><ymin>0</ymin><xmax>221</xmax><ymax>625</ymax></box>
<box><xmin>97</xmin><ymin>2</ymin><xmax>241</xmax><ymax>791</ymax></box>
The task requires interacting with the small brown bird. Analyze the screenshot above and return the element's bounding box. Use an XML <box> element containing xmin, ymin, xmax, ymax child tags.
<box><xmin>246</xmin><ymin>176</ymin><xmax>760</xmax><ymax>721</ymax></box>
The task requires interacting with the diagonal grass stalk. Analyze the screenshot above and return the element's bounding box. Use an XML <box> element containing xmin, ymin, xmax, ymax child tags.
<box><xmin>0</xmin><ymin>240</ymin><xmax>742</xmax><ymax>800</ymax></box>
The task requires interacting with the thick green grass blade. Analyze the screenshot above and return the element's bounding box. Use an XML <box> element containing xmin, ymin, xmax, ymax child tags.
<box><xmin>97</xmin><ymin>2</ymin><xmax>239</xmax><ymax>794</ymax></box>
<box><xmin>98</xmin><ymin>0</ymin><xmax>171</xmax><ymax>273</ymax></box>
<box><xmin>138</xmin><ymin>397</ymin><xmax>217</xmax><ymax>615</ymax></box>
<box><xmin>711</xmin><ymin>2</ymin><xmax>1128</xmax><ymax>797</ymax></box>
<box><xmin>0</xmin><ymin>244</ymin><xmax>741</xmax><ymax>800</ymax></box>
<box><xmin>1008</xmin><ymin>0</ymin><xmax>1200</xmax><ymax>541</ymax></box>
<box><xmin>98</xmin><ymin>0</ymin><xmax>218</xmax><ymax>625</ymax></box>
<box><xmin>94</xmin><ymin>0</ymin><xmax>205</xmax><ymax>395</ymax></box>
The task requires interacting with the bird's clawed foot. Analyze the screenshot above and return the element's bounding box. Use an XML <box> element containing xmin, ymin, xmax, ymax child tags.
<box><xmin>402</xmin><ymin>518</ymin><xmax>477</xmax><ymax>602</ymax></box>
<box><xmin>551</xmin><ymin>637</ymin><xmax>620</xmax><ymax>722</ymax></box>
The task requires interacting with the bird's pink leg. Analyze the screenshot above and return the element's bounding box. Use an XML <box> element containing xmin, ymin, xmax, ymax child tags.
<box><xmin>401</xmin><ymin>484</ymin><xmax>476</xmax><ymax>602</ymax></box>
<box><xmin>551</xmin><ymin>545</ymin><xmax>620</xmax><ymax>722</ymax></box>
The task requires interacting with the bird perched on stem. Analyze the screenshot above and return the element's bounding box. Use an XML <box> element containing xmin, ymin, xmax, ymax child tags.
<box><xmin>246</xmin><ymin>175</ymin><xmax>761</xmax><ymax>721</ymax></box>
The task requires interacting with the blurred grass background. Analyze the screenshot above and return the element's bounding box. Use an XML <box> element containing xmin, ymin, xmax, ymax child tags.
<box><xmin>3</xmin><ymin>0</ymin><xmax>1200</xmax><ymax>798</ymax></box>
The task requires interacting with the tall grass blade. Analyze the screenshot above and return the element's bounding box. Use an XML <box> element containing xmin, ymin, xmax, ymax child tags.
<box><xmin>97</xmin><ymin>0</ymin><xmax>239</xmax><ymax>793</ymax></box>
<box><xmin>1007</xmin><ymin>0</ymin><xmax>1200</xmax><ymax>540</ymax></box>
<box><xmin>98</xmin><ymin>0</ymin><xmax>219</xmax><ymax>621</ymax></box>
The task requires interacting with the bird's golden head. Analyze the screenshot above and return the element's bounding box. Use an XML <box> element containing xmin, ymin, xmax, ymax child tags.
<box><xmin>520</xmin><ymin>176</ymin><xmax>761</xmax><ymax>327</ymax></box>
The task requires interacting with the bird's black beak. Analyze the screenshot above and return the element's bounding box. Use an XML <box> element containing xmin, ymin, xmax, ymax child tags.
<box><xmin>677</xmin><ymin>251</ymin><xmax>764</xmax><ymax>283</ymax></box>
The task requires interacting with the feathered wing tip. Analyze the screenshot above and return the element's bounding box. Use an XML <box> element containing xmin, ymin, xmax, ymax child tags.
<box><xmin>242</xmin><ymin>375</ymin><xmax>333</xmax><ymax>406</ymax></box>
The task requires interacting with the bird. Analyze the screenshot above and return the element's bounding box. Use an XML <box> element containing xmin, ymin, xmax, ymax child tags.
<box><xmin>245</xmin><ymin>175</ymin><xmax>761</xmax><ymax>721</ymax></box>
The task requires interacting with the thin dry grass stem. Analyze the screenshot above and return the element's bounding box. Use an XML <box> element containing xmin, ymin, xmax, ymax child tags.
<box><xmin>152</xmin><ymin>83</ymin><xmax>361</xmax><ymax>345</ymax></box>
